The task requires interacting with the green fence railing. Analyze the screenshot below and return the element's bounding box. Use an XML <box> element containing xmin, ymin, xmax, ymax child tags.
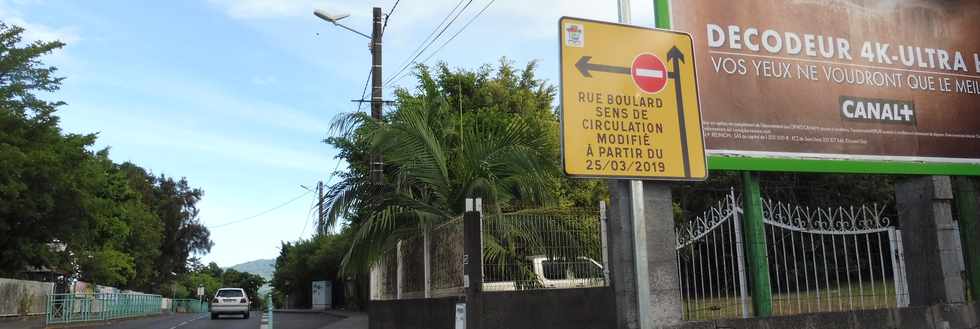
<box><xmin>45</xmin><ymin>293</ymin><xmax>162</xmax><ymax>325</ymax></box>
<box><xmin>170</xmin><ymin>299</ymin><xmax>209</xmax><ymax>313</ymax></box>
<box><xmin>266</xmin><ymin>293</ymin><xmax>274</xmax><ymax>329</ymax></box>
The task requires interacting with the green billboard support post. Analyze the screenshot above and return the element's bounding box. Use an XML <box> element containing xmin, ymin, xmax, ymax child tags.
<box><xmin>741</xmin><ymin>172</ymin><xmax>773</xmax><ymax>316</ymax></box>
<box><xmin>652</xmin><ymin>0</ymin><xmax>776</xmax><ymax>318</ymax></box>
<box><xmin>955</xmin><ymin>177</ymin><xmax>980</xmax><ymax>300</ymax></box>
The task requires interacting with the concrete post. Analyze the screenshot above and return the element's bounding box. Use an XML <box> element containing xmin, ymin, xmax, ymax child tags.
<box><xmin>463</xmin><ymin>198</ymin><xmax>483</xmax><ymax>329</ymax></box>
<box><xmin>423</xmin><ymin>224</ymin><xmax>432</xmax><ymax>299</ymax></box>
<box><xmin>396</xmin><ymin>240</ymin><xmax>403</xmax><ymax>300</ymax></box>
<box><xmin>607</xmin><ymin>180</ymin><xmax>640</xmax><ymax>329</ymax></box>
<box><xmin>895</xmin><ymin>176</ymin><xmax>966</xmax><ymax>305</ymax></box>
<box><xmin>742</xmin><ymin>172</ymin><xmax>773</xmax><ymax>316</ymax></box>
<box><xmin>954</xmin><ymin>177</ymin><xmax>980</xmax><ymax>301</ymax></box>
<box><xmin>606</xmin><ymin>180</ymin><xmax>684</xmax><ymax>329</ymax></box>
<box><xmin>643</xmin><ymin>182</ymin><xmax>683</xmax><ymax>327</ymax></box>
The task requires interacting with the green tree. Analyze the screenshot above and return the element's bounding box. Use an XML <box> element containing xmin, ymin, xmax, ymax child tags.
<box><xmin>145</xmin><ymin>174</ymin><xmax>213</xmax><ymax>290</ymax></box>
<box><xmin>271</xmin><ymin>231</ymin><xmax>351</xmax><ymax>308</ymax></box>
<box><xmin>322</xmin><ymin>60</ymin><xmax>575</xmax><ymax>274</ymax></box>
<box><xmin>0</xmin><ymin>22</ymin><xmax>213</xmax><ymax>291</ymax></box>
<box><xmin>221</xmin><ymin>269</ymin><xmax>266</xmax><ymax>304</ymax></box>
<box><xmin>0</xmin><ymin>22</ymin><xmax>76</xmax><ymax>273</ymax></box>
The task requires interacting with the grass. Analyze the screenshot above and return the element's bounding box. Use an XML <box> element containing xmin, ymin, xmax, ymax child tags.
<box><xmin>682</xmin><ymin>280</ymin><xmax>899</xmax><ymax>320</ymax></box>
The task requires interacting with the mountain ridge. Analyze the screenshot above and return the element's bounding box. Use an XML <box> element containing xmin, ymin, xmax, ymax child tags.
<box><xmin>228</xmin><ymin>258</ymin><xmax>274</xmax><ymax>280</ymax></box>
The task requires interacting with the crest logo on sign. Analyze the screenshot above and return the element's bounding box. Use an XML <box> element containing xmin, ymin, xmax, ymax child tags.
<box><xmin>564</xmin><ymin>23</ymin><xmax>584</xmax><ymax>47</ymax></box>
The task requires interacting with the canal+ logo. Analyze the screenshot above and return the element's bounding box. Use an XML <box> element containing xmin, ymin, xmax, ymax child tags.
<box><xmin>839</xmin><ymin>96</ymin><xmax>916</xmax><ymax>125</ymax></box>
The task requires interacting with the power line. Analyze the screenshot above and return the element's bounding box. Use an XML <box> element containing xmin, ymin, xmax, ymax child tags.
<box><xmin>421</xmin><ymin>0</ymin><xmax>495</xmax><ymax>64</ymax></box>
<box><xmin>384</xmin><ymin>0</ymin><xmax>473</xmax><ymax>87</ymax></box>
<box><xmin>385</xmin><ymin>0</ymin><xmax>465</xmax><ymax>83</ymax></box>
<box><xmin>208</xmin><ymin>189</ymin><xmax>313</xmax><ymax>229</ymax></box>
<box><xmin>382</xmin><ymin>0</ymin><xmax>401</xmax><ymax>33</ymax></box>
<box><xmin>298</xmin><ymin>186</ymin><xmax>319</xmax><ymax>238</ymax></box>
<box><xmin>389</xmin><ymin>0</ymin><xmax>496</xmax><ymax>86</ymax></box>
<box><xmin>355</xmin><ymin>68</ymin><xmax>372</xmax><ymax>112</ymax></box>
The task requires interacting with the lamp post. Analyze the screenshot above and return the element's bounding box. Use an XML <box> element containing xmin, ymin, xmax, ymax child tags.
<box><xmin>314</xmin><ymin>7</ymin><xmax>385</xmax><ymax>183</ymax></box>
<box><xmin>313</xmin><ymin>8</ymin><xmax>382</xmax><ymax>121</ymax></box>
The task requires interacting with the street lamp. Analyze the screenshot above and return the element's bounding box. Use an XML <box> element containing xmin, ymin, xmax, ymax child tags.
<box><xmin>313</xmin><ymin>9</ymin><xmax>370</xmax><ymax>39</ymax></box>
<box><xmin>314</xmin><ymin>6</ymin><xmax>386</xmax><ymax>183</ymax></box>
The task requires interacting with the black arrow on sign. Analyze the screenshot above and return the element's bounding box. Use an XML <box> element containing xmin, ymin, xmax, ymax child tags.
<box><xmin>575</xmin><ymin>56</ymin><xmax>631</xmax><ymax>77</ymax></box>
<box><xmin>666</xmin><ymin>46</ymin><xmax>692</xmax><ymax>178</ymax></box>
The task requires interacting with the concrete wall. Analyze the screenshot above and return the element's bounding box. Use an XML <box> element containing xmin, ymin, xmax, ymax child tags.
<box><xmin>371</xmin><ymin>287</ymin><xmax>980</xmax><ymax>329</ymax></box>
<box><xmin>369</xmin><ymin>296</ymin><xmax>462</xmax><ymax>329</ymax></box>
<box><xmin>669</xmin><ymin>303</ymin><xmax>980</xmax><ymax>329</ymax></box>
<box><xmin>0</xmin><ymin>278</ymin><xmax>54</xmax><ymax>316</ymax></box>
<box><xmin>369</xmin><ymin>288</ymin><xmax>615</xmax><ymax>329</ymax></box>
<box><xmin>479</xmin><ymin>287</ymin><xmax>615</xmax><ymax>329</ymax></box>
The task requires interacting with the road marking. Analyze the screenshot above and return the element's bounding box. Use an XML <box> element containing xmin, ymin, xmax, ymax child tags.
<box><xmin>168</xmin><ymin>314</ymin><xmax>208</xmax><ymax>329</ymax></box>
<box><xmin>260</xmin><ymin>313</ymin><xmax>270</xmax><ymax>329</ymax></box>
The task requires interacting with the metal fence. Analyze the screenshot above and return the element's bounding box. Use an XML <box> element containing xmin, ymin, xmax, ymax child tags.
<box><xmin>169</xmin><ymin>299</ymin><xmax>209</xmax><ymax>313</ymax></box>
<box><xmin>481</xmin><ymin>208</ymin><xmax>606</xmax><ymax>291</ymax></box>
<box><xmin>763</xmin><ymin>198</ymin><xmax>908</xmax><ymax>315</ymax></box>
<box><xmin>370</xmin><ymin>206</ymin><xmax>606</xmax><ymax>300</ymax></box>
<box><xmin>45</xmin><ymin>293</ymin><xmax>162</xmax><ymax>325</ymax></box>
<box><xmin>430</xmin><ymin>219</ymin><xmax>465</xmax><ymax>297</ymax></box>
<box><xmin>676</xmin><ymin>190</ymin><xmax>909</xmax><ymax>320</ymax></box>
<box><xmin>265</xmin><ymin>293</ymin><xmax>274</xmax><ymax>329</ymax></box>
<box><xmin>675</xmin><ymin>192</ymin><xmax>750</xmax><ymax>320</ymax></box>
<box><xmin>371</xmin><ymin>218</ymin><xmax>466</xmax><ymax>300</ymax></box>
<box><xmin>373</xmin><ymin>246</ymin><xmax>399</xmax><ymax>300</ymax></box>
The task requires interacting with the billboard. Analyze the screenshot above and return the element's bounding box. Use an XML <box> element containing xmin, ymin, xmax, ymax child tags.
<box><xmin>671</xmin><ymin>0</ymin><xmax>980</xmax><ymax>164</ymax></box>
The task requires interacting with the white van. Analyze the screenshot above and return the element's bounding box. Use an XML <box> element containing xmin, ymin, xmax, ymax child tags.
<box><xmin>483</xmin><ymin>256</ymin><xmax>606</xmax><ymax>291</ymax></box>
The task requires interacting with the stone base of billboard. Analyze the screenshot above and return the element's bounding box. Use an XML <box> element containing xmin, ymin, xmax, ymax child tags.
<box><xmin>607</xmin><ymin>180</ymin><xmax>641</xmax><ymax>329</ymax></box>
<box><xmin>667</xmin><ymin>302</ymin><xmax>979</xmax><ymax>329</ymax></box>
<box><xmin>643</xmin><ymin>182</ymin><xmax>683</xmax><ymax>326</ymax></box>
<box><xmin>606</xmin><ymin>180</ymin><xmax>683</xmax><ymax>329</ymax></box>
<box><xmin>896</xmin><ymin>176</ymin><xmax>966</xmax><ymax>305</ymax></box>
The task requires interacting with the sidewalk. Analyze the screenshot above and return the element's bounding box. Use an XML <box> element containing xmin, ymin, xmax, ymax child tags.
<box><xmin>271</xmin><ymin>309</ymin><xmax>366</xmax><ymax>329</ymax></box>
<box><xmin>318</xmin><ymin>310</ymin><xmax>366</xmax><ymax>329</ymax></box>
<box><xmin>0</xmin><ymin>316</ymin><xmax>43</xmax><ymax>329</ymax></box>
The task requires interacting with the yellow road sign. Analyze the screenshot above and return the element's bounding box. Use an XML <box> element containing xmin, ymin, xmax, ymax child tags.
<box><xmin>560</xmin><ymin>17</ymin><xmax>707</xmax><ymax>180</ymax></box>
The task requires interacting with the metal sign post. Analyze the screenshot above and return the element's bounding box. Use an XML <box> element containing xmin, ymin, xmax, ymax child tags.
<box><xmin>617</xmin><ymin>4</ymin><xmax>652</xmax><ymax>329</ymax></box>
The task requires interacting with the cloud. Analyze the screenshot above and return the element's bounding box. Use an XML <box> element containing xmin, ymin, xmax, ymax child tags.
<box><xmin>207</xmin><ymin>0</ymin><xmax>653</xmax><ymax>32</ymax></box>
<box><xmin>207</xmin><ymin>0</ymin><xmax>345</xmax><ymax>20</ymax></box>
<box><xmin>0</xmin><ymin>2</ymin><xmax>80</xmax><ymax>43</ymax></box>
<box><xmin>158</xmin><ymin>128</ymin><xmax>337</xmax><ymax>174</ymax></box>
<box><xmin>74</xmin><ymin>67</ymin><xmax>332</xmax><ymax>136</ymax></box>
<box><xmin>79</xmin><ymin>108</ymin><xmax>338</xmax><ymax>174</ymax></box>
<box><xmin>250</xmin><ymin>75</ymin><xmax>279</xmax><ymax>86</ymax></box>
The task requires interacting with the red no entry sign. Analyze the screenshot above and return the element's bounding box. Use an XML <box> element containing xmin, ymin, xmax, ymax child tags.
<box><xmin>631</xmin><ymin>53</ymin><xmax>667</xmax><ymax>94</ymax></box>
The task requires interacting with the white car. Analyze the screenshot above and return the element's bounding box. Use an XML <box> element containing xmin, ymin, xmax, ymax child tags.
<box><xmin>210</xmin><ymin>288</ymin><xmax>250</xmax><ymax>319</ymax></box>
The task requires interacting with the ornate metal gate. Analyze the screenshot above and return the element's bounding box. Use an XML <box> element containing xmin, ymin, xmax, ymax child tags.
<box><xmin>675</xmin><ymin>190</ymin><xmax>909</xmax><ymax>320</ymax></box>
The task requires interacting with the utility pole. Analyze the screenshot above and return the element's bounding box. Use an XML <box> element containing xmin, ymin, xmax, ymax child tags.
<box><xmin>317</xmin><ymin>181</ymin><xmax>324</xmax><ymax>234</ymax></box>
<box><xmin>370</xmin><ymin>7</ymin><xmax>383</xmax><ymax>120</ymax></box>
<box><xmin>370</xmin><ymin>7</ymin><xmax>385</xmax><ymax>183</ymax></box>
<box><xmin>313</xmin><ymin>7</ymin><xmax>386</xmax><ymax>182</ymax></box>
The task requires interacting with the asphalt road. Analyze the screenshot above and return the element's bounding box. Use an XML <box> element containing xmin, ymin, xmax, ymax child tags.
<box><xmin>0</xmin><ymin>311</ymin><xmax>342</xmax><ymax>329</ymax></box>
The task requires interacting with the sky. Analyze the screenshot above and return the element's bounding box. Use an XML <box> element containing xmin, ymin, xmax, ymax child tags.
<box><xmin>4</xmin><ymin>0</ymin><xmax>658</xmax><ymax>267</ymax></box>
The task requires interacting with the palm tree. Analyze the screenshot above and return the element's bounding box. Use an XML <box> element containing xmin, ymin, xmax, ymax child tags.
<box><xmin>321</xmin><ymin>66</ymin><xmax>560</xmax><ymax>274</ymax></box>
